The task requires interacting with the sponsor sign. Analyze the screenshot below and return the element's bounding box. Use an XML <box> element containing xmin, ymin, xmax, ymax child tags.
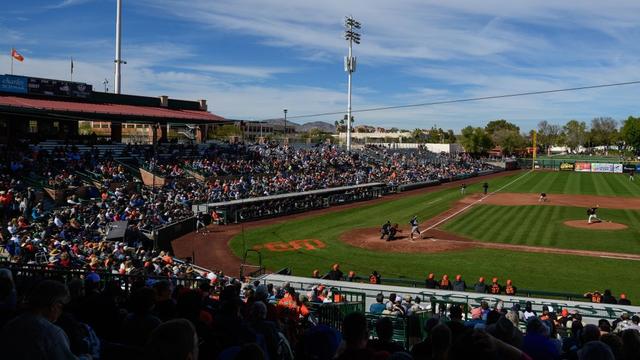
<box><xmin>27</xmin><ymin>77</ymin><xmax>92</xmax><ymax>98</ymax></box>
<box><xmin>559</xmin><ymin>162</ymin><xmax>575</xmax><ymax>171</ymax></box>
<box><xmin>574</xmin><ymin>162</ymin><xmax>591</xmax><ymax>172</ymax></box>
<box><xmin>623</xmin><ymin>164</ymin><xmax>636</xmax><ymax>173</ymax></box>
<box><xmin>613</xmin><ymin>164</ymin><xmax>623</xmax><ymax>173</ymax></box>
<box><xmin>636</xmin><ymin>164</ymin><xmax>640</xmax><ymax>172</ymax></box>
<box><xmin>592</xmin><ymin>163</ymin><xmax>614</xmax><ymax>173</ymax></box>
<box><xmin>0</xmin><ymin>74</ymin><xmax>28</xmax><ymax>94</ymax></box>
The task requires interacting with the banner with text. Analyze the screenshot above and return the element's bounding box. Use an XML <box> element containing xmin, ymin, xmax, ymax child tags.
<box><xmin>613</xmin><ymin>164</ymin><xmax>623</xmax><ymax>173</ymax></box>
<box><xmin>559</xmin><ymin>162</ymin><xmax>575</xmax><ymax>171</ymax></box>
<box><xmin>574</xmin><ymin>162</ymin><xmax>591</xmax><ymax>172</ymax></box>
<box><xmin>592</xmin><ymin>163</ymin><xmax>614</xmax><ymax>173</ymax></box>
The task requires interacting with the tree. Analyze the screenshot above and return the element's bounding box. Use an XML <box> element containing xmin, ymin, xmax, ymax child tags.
<box><xmin>492</xmin><ymin>129</ymin><xmax>525</xmax><ymax>155</ymax></box>
<box><xmin>590</xmin><ymin>117</ymin><xmax>618</xmax><ymax>148</ymax></box>
<box><xmin>485</xmin><ymin>119</ymin><xmax>519</xmax><ymax>136</ymax></box>
<box><xmin>459</xmin><ymin>126</ymin><xmax>493</xmax><ymax>155</ymax></box>
<box><xmin>621</xmin><ymin>116</ymin><xmax>640</xmax><ymax>154</ymax></box>
<box><xmin>563</xmin><ymin>120</ymin><xmax>587</xmax><ymax>153</ymax></box>
<box><xmin>537</xmin><ymin>121</ymin><xmax>561</xmax><ymax>154</ymax></box>
<box><xmin>411</xmin><ymin>128</ymin><xmax>427</xmax><ymax>143</ymax></box>
<box><xmin>209</xmin><ymin>124</ymin><xmax>243</xmax><ymax>140</ymax></box>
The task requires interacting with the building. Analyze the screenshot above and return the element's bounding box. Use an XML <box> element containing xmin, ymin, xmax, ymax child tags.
<box><xmin>0</xmin><ymin>74</ymin><xmax>225</xmax><ymax>144</ymax></box>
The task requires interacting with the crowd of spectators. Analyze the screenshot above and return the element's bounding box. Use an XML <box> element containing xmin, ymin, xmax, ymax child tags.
<box><xmin>0</xmin><ymin>271</ymin><xmax>638</xmax><ymax>360</ymax></box>
<box><xmin>139</xmin><ymin>142</ymin><xmax>492</xmax><ymax>203</ymax></box>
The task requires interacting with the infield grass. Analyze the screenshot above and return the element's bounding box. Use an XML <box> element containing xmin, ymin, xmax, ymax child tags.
<box><xmin>230</xmin><ymin>171</ymin><xmax>640</xmax><ymax>300</ymax></box>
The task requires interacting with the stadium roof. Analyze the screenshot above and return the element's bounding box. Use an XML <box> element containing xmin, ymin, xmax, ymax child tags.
<box><xmin>0</xmin><ymin>94</ymin><xmax>224</xmax><ymax>123</ymax></box>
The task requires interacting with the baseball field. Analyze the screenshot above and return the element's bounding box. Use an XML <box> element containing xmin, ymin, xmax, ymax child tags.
<box><xmin>228</xmin><ymin>170</ymin><xmax>640</xmax><ymax>300</ymax></box>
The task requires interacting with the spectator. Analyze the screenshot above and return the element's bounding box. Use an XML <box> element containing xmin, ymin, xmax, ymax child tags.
<box><xmin>425</xmin><ymin>273</ymin><xmax>437</xmax><ymax>289</ymax></box>
<box><xmin>439</xmin><ymin>274</ymin><xmax>452</xmax><ymax>290</ymax></box>
<box><xmin>369</xmin><ymin>270</ymin><xmax>381</xmax><ymax>285</ymax></box>
<box><xmin>369</xmin><ymin>293</ymin><xmax>386</xmax><ymax>314</ymax></box>
<box><xmin>152</xmin><ymin>280</ymin><xmax>177</xmax><ymax>322</ymax></box>
<box><xmin>0</xmin><ymin>280</ymin><xmax>89</xmax><ymax>360</ymax></box>
<box><xmin>368</xmin><ymin>317</ymin><xmax>405</xmax><ymax>354</ymax></box>
<box><xmin>474</xmin><ymin>277</ymin><xmax>487</xmax><ymax>293</ymax></box>
<box><xmin>452</xmin><ymin>274</ymin><xmax>466</xmax><ymax>292</ymax></box>
<box><xmin>327</xmin><ymin>264</ymin><xmax>343</xmax><ymax>281</ymax></box>
<box><xmin>120</xmin><ymin>287</ymin><xmax>162</xmax><ymax>347</ymax></box>
<box><xmin>523</xmin><ymin>301</ymin><xmax>537</xmax><ymax>321</ymax></box>
<box><xmin>296</xmin><ymin>325</ymin><xmax>341</xmax><ymax>360</ymax></box>
<box><xmin>577</xmin><ymin>341</ymin><xmax>615</xmax><ymax>360</ymax></box>
<box><xmin>601</xmin><ymin>289</ymin><xmax>617</xmax><ymax>304</ymax></box>
<box><xmin>504</xmin><ymin>279</ymin><xmax>517</xmax><ymax>296</ymax></box>
<box><xmin>617</xmin><ymin>293</ymin><xmax>631</xmax><ymax>305</ymax></box>
<box><xmin>145</xmin><ymin>318</ymin><xmax>199</xmax><ymax>360</ymax></box>
<box><xmin>489</xmin><ymin>277</ymin><xmax>502</xmax><ymax>294</ymax></box>
<box><xmin>522</xmin><ymin>317</ymin><xmax>560</xmax><ymax>360</ymax></box>
<box><xmin>620</xmin><ymin>329</ymin><xmax>640</xmax><ymax>360</ymax></box>
<box><xmin>336</xmin><ymin>312</ymin><xmax>374</xmax><ymax>360</ymax></box>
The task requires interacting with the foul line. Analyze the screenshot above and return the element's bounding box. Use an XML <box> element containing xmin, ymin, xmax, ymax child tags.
<box><xmin>421</xmin><ymin>170</ymin><xmax>534</xmax><ymax>233</ymax></box>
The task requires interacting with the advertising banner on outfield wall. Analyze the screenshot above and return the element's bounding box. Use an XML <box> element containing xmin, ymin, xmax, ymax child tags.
<box><xmin>574</xmin><ymin>162</ymin><xmax>591</xmax><ymax>172</ymax></box>
<box><xmin>559</xmin><ymin>162</ymin><xmax>575</xmax><ymax>171</ymax></box>
<box><xmin>592</xmin><ymin>163</ymin><xmax>614</xmax><ymax>173</ymax></box>
<box><xmin>613</xmin><ymin>164</ymin><xmax>623</xmax><ymax>173</ymax></box>
<box><xmin>623</xmin><ymin>164</ymin><xmax>636</xmax><ymax>173</ymax></box>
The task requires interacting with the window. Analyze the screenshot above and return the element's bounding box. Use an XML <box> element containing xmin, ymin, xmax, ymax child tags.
<box><xmin>101</xmin><ymin>124</ymin><xmax>110</xmax><ymax>129</ymax></box>
<box><xmin>92</xmin><ymin>123</ymin><xmax>101</xmax><ymax>128</ymax></box>
<box><xmin>28</xmin><ymin>120</ymin><xmax>38</xmax><ymax>133</ymax></box>
<box><xmin>126</xmin><ymin>124</ymin><xmax>135</xmax><ymax>129</ymax></box>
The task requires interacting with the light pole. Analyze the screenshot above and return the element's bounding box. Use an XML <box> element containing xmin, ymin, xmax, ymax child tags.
<box><xmin>114</xmin><ymin>0</ymin><xmax>127</xmax><ymax>94</ymax></box>
<box><xmin>283</xmin><ymin>109</ymin><xmax>288</xmax><ymax>143</ymax></box>
<box><xmin>344</xmin><ymin>16</ymin><xmax>361</xmax><ymax>152</ymax></box>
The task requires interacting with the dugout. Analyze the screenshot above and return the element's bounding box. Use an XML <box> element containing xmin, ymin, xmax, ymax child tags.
<box><xmin>192</xmin><ymin>182</ymin><xmax>386</xmax><ymax>223</ymax></box>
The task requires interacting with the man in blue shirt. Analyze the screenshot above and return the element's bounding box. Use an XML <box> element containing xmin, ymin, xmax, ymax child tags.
<box><xmin>369</xmin><ymin>293</ymin><xmax>386</xmax><ymax>314</ymax></box>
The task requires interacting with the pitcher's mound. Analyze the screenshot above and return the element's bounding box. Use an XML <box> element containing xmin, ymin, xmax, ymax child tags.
<box><xmin>564</xmin><ymin>220</ymin><xmax>628</xmax><ymax>230</ymax></box>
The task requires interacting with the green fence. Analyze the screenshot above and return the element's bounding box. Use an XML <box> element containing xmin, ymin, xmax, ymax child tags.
<box><xmin>518</xmin><ymin>157</ymin><xmax>639</xmax><ymax>171</ymax></box>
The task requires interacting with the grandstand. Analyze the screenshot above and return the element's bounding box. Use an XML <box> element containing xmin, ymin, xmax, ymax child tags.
<box><xmin>2</xmin><ymin>75</ymin><xmax>639</xmax><ymax>360</ymax></box>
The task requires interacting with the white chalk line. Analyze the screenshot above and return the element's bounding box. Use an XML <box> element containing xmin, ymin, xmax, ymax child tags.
<box><xmin>421</xmin><ymin>170</ymin><xmax>534</xmax><ymax>234</ymax></box>
<box><xmin>599</xmin><ymin>255</ymin><xmax>640</xmax><ymax>261</ymax></box>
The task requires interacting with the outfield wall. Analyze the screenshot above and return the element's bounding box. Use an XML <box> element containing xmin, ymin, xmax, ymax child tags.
<box><xmin>258</xmin><ymin>274</ymin><xmax>640</xmax><ymax>323</ymax></box>
<box><xmin>520</xmin><ymin>158</ymin><xmax>640</xmax><ymax>173</ymax></box>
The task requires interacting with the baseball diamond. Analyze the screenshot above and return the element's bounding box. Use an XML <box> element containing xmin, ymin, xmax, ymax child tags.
<box><xmin>171</xmin><ymin>170</ymin><xmax>640</xmax><ymax>301</ymax></box>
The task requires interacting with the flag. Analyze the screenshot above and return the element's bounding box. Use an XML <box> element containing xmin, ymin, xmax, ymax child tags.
<box><xmin>11</xmin><ymin>48</ymin><xmax>24</xmax><ymax>62</ymax></box>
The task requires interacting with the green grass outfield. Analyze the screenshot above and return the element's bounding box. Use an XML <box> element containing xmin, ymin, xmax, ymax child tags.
<box><xmin>504</xmin><ymin>170</ymin><xmax>640</xmax><ymax>197</ymax></box>
<box><xmin>230</xmin><ymin>171</ymin><xmax>640</xmax><ymax>300</ymax></box>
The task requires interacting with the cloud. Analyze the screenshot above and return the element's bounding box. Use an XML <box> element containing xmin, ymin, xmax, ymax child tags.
<box><xmin>47</xmin><ymin>0</ymin><xmax>94</xmax><ymax>10</ymax></box>
<box><xmin>179</xmin><ymin>64</ymin><xmax>295</xmax><ymax>79</ymax></box>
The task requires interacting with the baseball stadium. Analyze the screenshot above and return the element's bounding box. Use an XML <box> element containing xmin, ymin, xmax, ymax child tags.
<box><xmin>3</xmin><ymin>2</ymin><xmax>640</xmax><ymax>359</ymax></box>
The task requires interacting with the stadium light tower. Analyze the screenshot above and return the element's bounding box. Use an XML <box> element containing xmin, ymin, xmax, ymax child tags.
<box><xmin>283</xmin><ymin>108</ymin><xmax>288</xmax><ymax>140</ymax></box>
<box><xmin>344</xmin><ymin>16</ymin><xmax>361</xmax><ymax>152</ymax></box>
<box><xmin>114</xmin><ymin>0</ymin><xmax>127</xmax><ymax>94</ymax></box>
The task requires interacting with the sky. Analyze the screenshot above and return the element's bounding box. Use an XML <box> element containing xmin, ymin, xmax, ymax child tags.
<box><xmin>2</xmin><ymin>0</ymin><xmax>640</xmax><ymax>131</ymax></box>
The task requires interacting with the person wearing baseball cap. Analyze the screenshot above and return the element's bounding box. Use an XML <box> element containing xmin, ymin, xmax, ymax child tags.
<box><xmin>490</xmin><ymin>277</ymin><xmax>502</xmax><ymax>295</ymax></box>
<box><xmin>505</xmin><ymin>279</ymin><xmax>517</xmax><ymax>296</ymax></box>
<box><xmin>425</xmin><ymin>273</ymin><xmax>438</xmax><ymax>289</ymax></box>
<box><xmin>452</xmin><ymin>274</ymin><xmax>466</xmax><ymax>292</ymax></box>
<box><xmin>618</xmin><ymin>293</ymin><xmax>631</xmax><ymax>305</ymax></box>
<box><xmin>474</xmin><ymin>277</ymin><xmax>488</xmax><ymax>293</ymax></box>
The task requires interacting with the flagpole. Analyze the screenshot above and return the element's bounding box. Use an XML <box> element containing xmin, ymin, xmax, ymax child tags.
<box><xmin>70</xmin><ymin>57</ymin><xmax>73</xmax><ymax>82</ymax></box>
<box><xmin>10</xmin><ymin>48</ymin><xmax>14</xmax><ymax>75</ymax></box>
